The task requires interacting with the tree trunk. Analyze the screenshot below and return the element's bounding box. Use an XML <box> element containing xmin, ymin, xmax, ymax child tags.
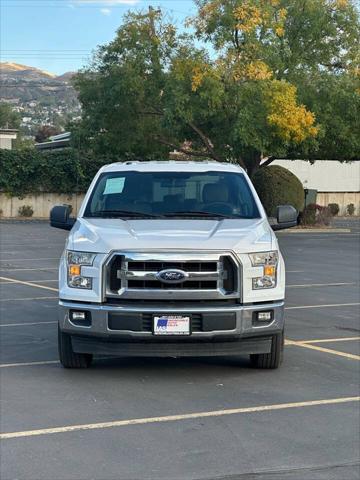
<box><xmin>243</xmin><ymin>152</ymin><xmax>262</xmax><ymax>178</ymax></box>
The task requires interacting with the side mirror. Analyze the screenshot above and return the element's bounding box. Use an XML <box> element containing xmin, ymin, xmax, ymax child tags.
<box><xmin>50</xmin><ymin>205</ymin><xmax>75</xmax><ymax>231</ymax></box>
<box><xmin>272</xmin><ymin>205</ymin><xmax>298</xmax><ymax>231</ymax></box>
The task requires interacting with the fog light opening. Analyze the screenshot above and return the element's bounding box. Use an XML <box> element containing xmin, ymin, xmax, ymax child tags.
<box><xmin>69</xmin><ymin>310</ymin><xmax>91</xmax><ymax>327</ymax></box>
<box><xmin>257</xmin><ymin>311</ymin><xmax>273</xmax><ymax>322</ymax></box>
<box><xmin>253</xmin><ymin>310</ymin><xmax>274</xmax><ymax>326</ymax></box>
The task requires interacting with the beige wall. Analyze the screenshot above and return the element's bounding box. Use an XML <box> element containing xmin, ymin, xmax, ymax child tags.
<box><xmin>273</xmin><ymin>160</ymin><xmax>360</xmax><ymax>193</ymax></box>
<box><xmin>0</xmin><ymin>191</ymin><xmax>358</xmax><ymax>218</ymax></box>
<box><xmin>0</xmin><ymin>193</ymin><xmax>85</xmax><ymax>218</ymax></box>
<box><xmin>0</xmin><ymin>137</ymin><xmax>13</xmax><ymax>150</ymax></box>
<box><xmin>317</xmin><ymin>192</ymin><xmax>360</xmax><ymax>215</ymax></box>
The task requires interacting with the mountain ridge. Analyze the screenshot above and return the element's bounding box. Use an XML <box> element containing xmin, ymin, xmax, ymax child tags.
<box><xmin>0</xmin><ymin>62</ymin><xmax>59</xmax><ymax>79</ymax></box>
<box><xmin>0</xmin><ymin>62</ymin><xmax>80</xmax><ymax>133</ymax></box>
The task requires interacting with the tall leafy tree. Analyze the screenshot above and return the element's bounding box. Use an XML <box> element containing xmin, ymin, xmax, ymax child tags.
<box><xmin>74</xmin><ymin>1</ymin><xmax>360</xmax><ymax>175</ymax></box>
<box><xmin>0</xmin><ymin>103</ymin><xmax>21</xmax><ymax>130</ymax></box>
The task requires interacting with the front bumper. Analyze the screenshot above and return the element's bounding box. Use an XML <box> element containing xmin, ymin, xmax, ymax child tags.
<box><xmin>59</xmin><ymin>300</ymin><xmax>284</xmax><ymax>357</ymax></box>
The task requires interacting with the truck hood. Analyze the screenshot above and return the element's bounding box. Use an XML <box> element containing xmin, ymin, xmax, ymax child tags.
<box><xmin>68</xmin><ymin>217</ymin><xmax>275</xmax><ymax>254</ymax></box>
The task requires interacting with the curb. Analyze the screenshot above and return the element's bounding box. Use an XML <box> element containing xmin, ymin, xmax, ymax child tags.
<box><xmin>0</xmin><ymin>218</ymin><xmax>48</xmax><ymax>223</ymax></box>
<box><xmin>278</xmin><ymin>228</ymin><xmax>351</xmax><ymax>234</ymax></box>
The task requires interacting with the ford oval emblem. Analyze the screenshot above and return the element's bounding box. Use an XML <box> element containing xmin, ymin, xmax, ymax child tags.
<box><xmin>156</xmin><ymin>269</ymin><xmax>188</xmax><ymax>284</ymax></box>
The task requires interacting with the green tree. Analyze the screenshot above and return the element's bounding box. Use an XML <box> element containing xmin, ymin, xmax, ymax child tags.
<box><xmin>74</xmin><ymin>2</ymin><xmax>360</xmax><ymax>176</ymax></box>
<box><xmin>293</xmin><ymin>72</ymin><xmax>360</xmax><ymax>161</ymax></box>
<box><xmin>0</xmin><ymin>103</ymin><xmax>21</xmax><ymax>129</ymax></box>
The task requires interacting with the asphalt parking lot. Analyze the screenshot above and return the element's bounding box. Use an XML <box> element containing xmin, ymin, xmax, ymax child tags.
<box><xmin>0</xmin><ymin>221</ymin><xmax>359</xmax><ymax>480</ymax></box>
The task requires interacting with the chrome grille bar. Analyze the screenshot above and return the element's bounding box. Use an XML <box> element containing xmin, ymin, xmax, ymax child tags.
<box><xmin>105</xmin><ymin>251</ymin><xmax>240</xmax><ymax>301</ymax></box>
<box><xmin>123</xmin><ymin>271</ymin><xmax>219</xmax><ymax>281</ymax></box>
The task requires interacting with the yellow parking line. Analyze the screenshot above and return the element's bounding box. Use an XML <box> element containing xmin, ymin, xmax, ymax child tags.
<box><xmin>0</xmin><ymin>276</ymin><xmax>58</xmax><ymax>292</ymax></box>
<box><xmin>299</xmin><ymin>337</ymin><xmax>360</xmax><ymax>344</ymax></box>
<box><xmin>1</xmin><ymin>396</ymin><xmax>358</xmax><ymax>440</ymax></box>
<box><xmin>286</xmin><ymin>339</ymin><xmax>360</xmax><ymax>360</ymax></box>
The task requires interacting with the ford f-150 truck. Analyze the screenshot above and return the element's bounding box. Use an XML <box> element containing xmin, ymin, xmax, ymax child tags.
<box><xmin>50</xmin><ymin>161</ymin><xmax>297</xmax><ymax>369</ymax></box>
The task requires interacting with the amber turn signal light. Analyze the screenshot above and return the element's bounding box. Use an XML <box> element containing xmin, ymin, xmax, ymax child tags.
<box><xmin>69</xmin><ymin>265</ymin><xmax>81</xmax><ymax>276</ymax></box>
<box><xmin>264</xmin><ymin>265</ymin><xmax>276</xmax><ymax>276</ymax></box>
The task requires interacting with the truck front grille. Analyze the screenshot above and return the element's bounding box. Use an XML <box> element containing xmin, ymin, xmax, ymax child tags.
<box><xmin>127</xmin><ymin>280</ymin><xmax>218</xmax><ymax>290</ymax></box>
<box><xmin>105</xmin><ymin>251</ymin><xmax>240</xmax><ymax>301</ymax></box>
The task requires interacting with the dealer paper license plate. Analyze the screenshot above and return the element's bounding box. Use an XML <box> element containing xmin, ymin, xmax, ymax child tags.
<box><xmin>153</xmin><ymin>315</ymin><xmax>190</xmax><ymax>335</ymax></box>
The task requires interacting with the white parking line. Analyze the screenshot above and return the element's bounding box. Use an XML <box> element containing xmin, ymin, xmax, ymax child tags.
<box><xmin>0</xmin><ymin>243</ymin><xmax>64</xmax><ymax>248</ymax></box>
<box><xmin>0</xmin><ymin>276</ymin><xmax>58</xmax><ymax>292</ymax></box>
<box><xmin>0</xmin><ymin>296</ymin><xmax>57</xmax><ymax>302</ymax></box>
<box><xmin>285</xmin><ymin>303</ymin><xmax>360</xmax><ymax>310</ymax></box>
<box><xmin>0</xmin><ymin>250</ymin><xmax>59</xmax><ymax>254</ymax></box>
<box><xmin>0</xmin><ymin>279</ymin><xmax>58</xmax><ymax>285</ymax></box>
<box><xmin>0</xmin><ymin>258</ymin><xmax>59</xmax><ymax>262</ymax></box>
<box><xmin>287</xmin><ymin>282</ymin><xmax>356</xmax><ymax>288</ymax></box>
<box><xmin>0</xmin><ymin>321</ymin><xmax>57</xmax><ymax>327</ymax></box>
<box><xmin>0</xmin><ymin>360</ymin><xmax>59</xmax><ymax>369</ymax></box>
<box><xmin>0</xmin><ymin>267</ymin><xmax>58</xmax><ymax>272</ymax></box>
<box><xmin>1</xmin><ymin>396</ymin><xmax>358</xmax><ymax>440</ymax></box>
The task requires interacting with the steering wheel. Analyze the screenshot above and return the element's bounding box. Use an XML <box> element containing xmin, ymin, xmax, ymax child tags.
<box><xmin>203</xmin><ymin>202</ymin><xmax>234</xmax><ymax>215</ymax></box>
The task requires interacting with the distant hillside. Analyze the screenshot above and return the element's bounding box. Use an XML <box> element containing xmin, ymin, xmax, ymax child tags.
<box><xmin>0</xmin><ymin>62</ymin><xmax>81</xmax><ymax>134</ymax></box>
<box><xmin>56</xmin><ymin>71</ymin><xmax>76</xmax><ymax>82</ymax></box>
<box><xmin>0</xmin><ymin>62</ymin><xmax>78</xmax><ymax>105</ymax></box>
<box><xmin>1</xmin><ymin>62</ymin><xmax>56</xmax><ymax>78</ymax></box>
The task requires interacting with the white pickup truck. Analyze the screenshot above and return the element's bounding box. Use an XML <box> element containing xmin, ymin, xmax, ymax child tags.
<box><xmin>50</xmin><ymin>161</ymin><xmax>297</xmax><ymax>369</ymax></box>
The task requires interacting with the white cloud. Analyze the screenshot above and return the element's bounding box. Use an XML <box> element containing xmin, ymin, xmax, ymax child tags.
<box><xmin>100</xmin><ymin>7</ymin><xmax>111</xmax><ymax>14</ymax></box>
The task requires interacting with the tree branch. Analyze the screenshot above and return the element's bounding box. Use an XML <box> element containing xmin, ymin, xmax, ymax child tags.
<box><xmin>153</xmin><ymin>135</ymin><xmax>215</xmax><ymax>159</ymax></box>
<box><xmin>237</xmin><ymin>156</ymin><xmax>246</xmax><ymax>170</ymax></box>
<box><xmin>187</xmin><ymin>121</ymin><xmax>224</xmax><ymax>162</ymax></box>
<box><xmin>260</xmin><ymin>156</ymin><xmax>276</xmax><ymax>167</ymax></box>
<box><xmin>234</xmin><ymin>29</ymin><xmax>240</xmax><ymax>50</ymax></box>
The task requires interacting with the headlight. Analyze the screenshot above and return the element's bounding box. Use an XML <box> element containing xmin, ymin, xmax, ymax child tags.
<box><xmin>249</xmin><ymin>251</ymin><xmax>278</xmax><ymax>267</ymax></box>
<box><xmin>67</xmin><ymin>251</ymin><xmax>96</xmax><ymax>266</ymax></box>
<box><xmin>249</xmin><ymin>251</ymin><xmax>278</xmax><ymax>290</ymax></box>
<box><xmin>66</xmin><ymin>250</ymin><xmax>96</xmax><ymax>289</ymax></box>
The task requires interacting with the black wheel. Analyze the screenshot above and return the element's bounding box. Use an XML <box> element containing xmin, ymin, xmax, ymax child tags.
<box><xmin>58</xmin><ymin>326</ymin><xmax>92</xmax><ymax>368</ymax></box>
<box><xmin>250</xmin><ymin>330</ymin><xmax>284</xmax><ymax>369</ymax></box>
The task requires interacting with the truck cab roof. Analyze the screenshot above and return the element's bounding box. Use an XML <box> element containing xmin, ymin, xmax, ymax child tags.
<box><xmin>100</xmin><ymin>160</ymin><xmax>246</xmax><ymax>175</ymax></box>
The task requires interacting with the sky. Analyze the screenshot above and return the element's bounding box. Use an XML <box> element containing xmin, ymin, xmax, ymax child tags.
<box><xmin>0</xmin><ymin>0</ymin><xmax>197</xmax><ymax>75</ymax></box>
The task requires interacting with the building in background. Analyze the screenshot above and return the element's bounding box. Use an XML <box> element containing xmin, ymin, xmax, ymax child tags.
<box><xmin>0</xmin><ymin>129</ymin><xmax>18</xmax><ymax>149</ymax></box>
<box><xmin>35</xmin><ymin>131</ymin><xmax>71</xmax><ymax>151</ymax></box>
<box><xmin>273</xmin><ymin>160</ymin><xmax>360</xmax><ymax>215</ymax></box>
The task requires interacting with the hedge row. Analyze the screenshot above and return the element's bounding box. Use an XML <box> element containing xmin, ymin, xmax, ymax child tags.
<box><xmin>0</xmin><ymin>148</ymin><xmax>120</xmax><ymax>196</ymax></box>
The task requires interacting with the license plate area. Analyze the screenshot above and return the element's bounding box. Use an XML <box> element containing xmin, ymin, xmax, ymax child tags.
<box><xmin>153</xmin><ymin>315</ymin><xmax>190</xmax><ymax>336</ymax></box>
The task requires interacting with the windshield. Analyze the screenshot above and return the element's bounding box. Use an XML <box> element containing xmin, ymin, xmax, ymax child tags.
<box><xmin>84</xmin><ymin>170</ymin><xmax>261</xmax><ymax>219</ymax></box>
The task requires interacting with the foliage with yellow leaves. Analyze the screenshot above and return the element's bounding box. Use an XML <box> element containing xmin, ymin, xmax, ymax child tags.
<box><xmin>265</xmin><ymin>81</ymin><xmax>319</xmax><ymax>143</ymax></box>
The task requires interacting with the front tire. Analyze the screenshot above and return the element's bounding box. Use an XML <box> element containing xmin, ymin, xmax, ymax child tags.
<box><xmin>58</xmin><ymin>326</ymin><xmax>92</xmax><ymax>368</ymax></box>
<box><xmin>250</xmin><ymin>330</ymin><xmax>284</xmax><ymax>369</ymax></box>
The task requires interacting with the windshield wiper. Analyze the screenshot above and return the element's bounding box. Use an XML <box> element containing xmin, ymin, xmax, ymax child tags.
<box><xmin>163</xmin><ymin>210</ymin><xmax>230</xmax><ymax>218</ymax></box>
<box><xmin>87</xmin><ymin>210</ymin><xmax>159</xmax><ymax>218</ymax></box>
